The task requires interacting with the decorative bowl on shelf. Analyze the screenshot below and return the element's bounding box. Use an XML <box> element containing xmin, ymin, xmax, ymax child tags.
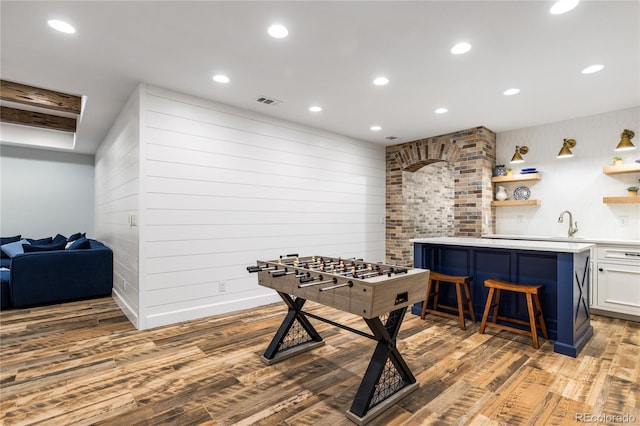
<box><xmin>513</xmin><ymin>186</ymin><xmax>531</xmax><ymax>200</ymax></box>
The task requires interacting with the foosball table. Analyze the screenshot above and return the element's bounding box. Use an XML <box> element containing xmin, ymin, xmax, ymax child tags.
<box><xmin>247</xmin><ymin>255</ymin><xmax>430</xmax><ymax>425</ymax></box>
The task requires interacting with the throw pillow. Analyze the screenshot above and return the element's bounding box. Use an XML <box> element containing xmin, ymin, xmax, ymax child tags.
<box><xmin>1</xmin><ymin>239</ymin><xmax>30</xmax><ymax>258</ymax></box>
<box><xmin>23</xmin><ymin>241</ymin><xmax>66</xmax><ymax>253</ymax></box>
<box><xmin>27</xmin><ymin>237</ymin><xmax>53</xmax><ymax>245</ymax></box>
<box><xmin>67</xmin><ymin>232</ymin><xmax>85</xmax><ymax>242</ymax></box>
<box><xmin>68</xmin><ymin>237</ymin><xmax>91</xmax><ymax>250</ymax></box>
<box><xmin>52</xmin><ymin>234</ymin><xmax>67</xmax><ymax>245</ymax></box>
<box><xmin>0</xmin><ymin>235</ymin><xmax>21</xmax><ymax>245</ymax></box>
<box><xmin>0</xmin><ymin>235</ymin><xmax>21</xmax><ymax>259</ymax></box>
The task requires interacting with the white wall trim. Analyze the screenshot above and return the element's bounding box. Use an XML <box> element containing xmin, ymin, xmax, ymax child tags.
<box><xmin>144</xmin><ymin>292</ymin><xmax>281</xmax><ymax>329</ymax></box>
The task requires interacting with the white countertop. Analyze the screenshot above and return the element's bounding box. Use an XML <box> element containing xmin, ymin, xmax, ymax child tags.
<box><xmin>483</xmin><ymin>234</ymin><xmax>640</xmax><ymax>247</ymax></box>
<box><xmin>411</xmin><ymin>237</ymin><xmax>594</xmax><ymax>253</ymax></box>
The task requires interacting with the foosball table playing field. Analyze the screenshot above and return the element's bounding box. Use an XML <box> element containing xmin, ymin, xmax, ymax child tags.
<box><xmin>247</xmin><ymin>255</ymin><xmax>430</xmax><ymax>425</ymax></box>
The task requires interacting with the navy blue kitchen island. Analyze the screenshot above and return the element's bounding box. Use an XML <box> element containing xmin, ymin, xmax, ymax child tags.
<box><xmin>413</xmin><ymin>237</ymin><xmax>594</xmax><ymax>357</ymax></box>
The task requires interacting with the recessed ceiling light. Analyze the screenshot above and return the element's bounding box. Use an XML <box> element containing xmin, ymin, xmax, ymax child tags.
<box><xmin>212</xmin><ymin>74</ymin><xmax>230</xmax><ymax>83</ymax></box>
<box><xmin>450</xmin><ymin>42</ymin><xmax>471</xmax><ymax>55</ymax></box>
<box><xmin>309</xmin><ymin>106</ymin><xmax>322</xmax><ymax>112</ymax></box>
<box><xmin>581</xmin><ymin>64</ymin><xmax>604</xmax><ymax>74</ymax></box>
<box><xmin>503</xmin><ymin>88</ymin><xmax>520</xmax><ymax>96</ymax></box>
<box><xmin>550</xmin><ymin>0</ymin><xmax>579</xmax><ymax>15</ymax></box>
<box><xmin>268</xmin><ymin>24</ymin><xmax>288</xmax><ymax>38</ymax></box>
<box><xmin>48</xmin><ymin>19</ymin><xmax>76</xmax><ymax>34</ymax></box>
<box><xmin>434</xmin><ymin>108</ymin><xmax>448</xmax><ymax>114</ymax></box>
<box><xmin>370</xmin><ymin>125</ymin><xmax>382</xmax><ymax>131</ymax></box>
<box><xmin>373</xmin><ymin>77</ymin><xmax>389</xmax><ymax>86</ymax></box>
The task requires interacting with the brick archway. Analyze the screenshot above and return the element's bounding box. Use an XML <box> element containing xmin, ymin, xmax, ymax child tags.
<box><xmin>393</xmin><ymin>138</ymin><xmax>463</xmax><ymax>172</ymax></box>
<box><xmin>385</xmin><ymin>126</ymin><xmax>496</xmax><ymax>266</ymax></box>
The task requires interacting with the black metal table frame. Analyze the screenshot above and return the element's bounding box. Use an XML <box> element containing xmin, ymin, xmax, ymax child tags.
<box><xmin>261</xmin><ymin>291</ymin><xmax>419</xmax><ymax>425</ymax></box>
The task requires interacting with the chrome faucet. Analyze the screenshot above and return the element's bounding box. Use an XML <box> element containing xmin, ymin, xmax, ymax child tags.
<box><xmin>558</xmin><ymin>210</ymin><xmax>578</xmax><ymax>237</ymax></box>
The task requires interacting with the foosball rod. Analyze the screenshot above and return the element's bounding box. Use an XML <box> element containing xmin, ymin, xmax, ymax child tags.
<box><xmin>269</xmin><ymin>269</ymin><xmax>299</xmax><ymax>277</ymax></box>
<box><xmin>298</xmin><ymin>278</ymin><xmax>337</xmax><ymax>288</ymax></box>
<box><xmin>319</xmin><ymin>281</ymin><xmax>353</xmax><ymax>292</ymax></box>
<box><xmin>247</xmin><ymin>265</ymin><xmax>279</xmax><ymax>273</ymax></box>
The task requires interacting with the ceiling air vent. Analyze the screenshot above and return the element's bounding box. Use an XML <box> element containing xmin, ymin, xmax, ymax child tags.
<box><xmin>385</xmin><ymin>136</ymin><xmax>399</xmax><ymax>140</ymax></box>
<box><xmin>256</xmin><ymin>96</ymin><xmax>283</xmax><ymax>106</ymax></box>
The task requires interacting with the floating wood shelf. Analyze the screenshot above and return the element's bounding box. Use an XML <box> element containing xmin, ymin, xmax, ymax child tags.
<box><xmin>491</xmin><ymin>173</ymin><xmax>541</xmax><ymax>183</ymax></box>
<box><xmin>603</xmin><ymin>164</ymin><xmax>640</xmax><ymax>175</ymax></box>
<box><xmin>602</xmin><ymin>196</ymin><xmax>640</xmax><ymax>204</ymax></box>
<box><xmin>491</xmin><ymin>200</ymin><xmax>541</xmax><ymax>207</ymax></box>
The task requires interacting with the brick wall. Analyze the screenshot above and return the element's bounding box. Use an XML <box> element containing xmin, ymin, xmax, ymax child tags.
<box><xmin>386</xmin><ymin>126</ymin><xmax>496</xmax><ymax>266</ymax></box>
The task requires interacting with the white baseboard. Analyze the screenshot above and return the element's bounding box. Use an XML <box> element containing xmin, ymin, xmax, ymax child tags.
<box><xmin>142</xmin><ymin>293</ymin><xmax>281</xmax><ymax>330</ymax></box>
<box><xmin>112</xmin><ymin>289</ymin><xmax>139</xmax><ymax>329</ymax></box>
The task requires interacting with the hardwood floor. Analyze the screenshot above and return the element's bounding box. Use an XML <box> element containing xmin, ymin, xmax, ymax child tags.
<box><xmin>1</xmin><ymin>297</ymin><xmax>638</xmax><ymax>425</ymax></box>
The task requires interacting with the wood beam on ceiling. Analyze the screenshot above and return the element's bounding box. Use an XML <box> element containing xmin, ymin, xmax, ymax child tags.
<box><xmin>0</xmin><ymin>106</ymin><xmax>77</xmax><ymax>133</ymax></box>
<box><xmin>0</xmin><ymin>80</ymin><xmax>81</xmax><ymax>115</ymax></box>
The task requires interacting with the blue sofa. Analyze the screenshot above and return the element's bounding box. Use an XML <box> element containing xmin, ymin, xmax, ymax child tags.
<box><xmin>1</xmin><ymin>237</ymin><xmax>113</xmax><ymax>309</ymax></box>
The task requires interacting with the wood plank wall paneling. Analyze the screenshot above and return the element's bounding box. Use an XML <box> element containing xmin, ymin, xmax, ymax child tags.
<box><xmin>95</xmin><ymin>84</ymin><xmax>386</xmax><ymax>330</ymax></box>
<box><xmin>94</xmin><ymin>87</ymin><xmax>142</xmax><ymax>327</ymax></box>
<box><xmin>137</xmin><ymin>85</ymin><xmax>386</xmax><ymax>327</ymax></box>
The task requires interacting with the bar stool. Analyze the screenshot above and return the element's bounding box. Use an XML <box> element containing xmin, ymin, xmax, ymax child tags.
<box><xmin>420</xmin><ymin>271</ymin><xmax>476</xmax><ymax>330</ymax></box>
<box><xmin>479</xmin><ymin>279</ymin><xmax>549</xmax><ymax>349</ymax></box>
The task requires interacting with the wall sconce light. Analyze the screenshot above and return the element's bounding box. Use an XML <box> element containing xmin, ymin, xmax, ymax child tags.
<box><xmin>557</xmin><ymin>138</ymin><xmax>576</xmax><ymax>158</ymax></box>
<box><xmin>615</xmin><ymin>129</ymin><xmax>635</xmax><ymax>151</ymax></box>
<box><xmin>510</xmin><ymin>145</ymin><xmax>528</xmax><ymax>163</ymax></box>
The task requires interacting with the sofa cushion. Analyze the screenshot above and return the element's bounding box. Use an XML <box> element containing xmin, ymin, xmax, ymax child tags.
<box><xmin>68</xmin><ymin>237</ymin><xmax>91</xmax><ymax>250</ymax></box>
<box><xmin>0</xmin><ymin>269</ymin><xmax>9</xmax><ymax>310</ymax></box>
<box><xmin>67</xmin><ymin>232</ymin><xmax>85</xmax><ymax>243</ymax></box>
<box><xmin>1</xmin><ymin>235</ymin><xmax>21</xmax><ymax>245</ymax></box>
<box><xmin>1</xmin><ymin>235</ymin><xmax>21</xmax><ymax>259</ymax></box>
<box><xmin>27</xmin><ymin>237</ymin><xmax>53</xmax><ymax>245</ymax></box>
<box><xmin>23</xmin><ymin>241</ymin><xmax>66</xmax><ymax>253</ymax></box>
<box><xmin>52</xmin><ymin>234</ymin><xmax>67</xmax><ymax>245</ymax></box>
<box><xmin>1</xmin><ymin>239</ymin><xmax>30</xmax><ymax>258</ymax></box>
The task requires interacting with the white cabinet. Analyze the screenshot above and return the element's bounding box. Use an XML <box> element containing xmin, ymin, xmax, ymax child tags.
<box><xmin>592</xmin><ymin>245</ymin><xmax>640</xmax><ymax>321</ymax></box>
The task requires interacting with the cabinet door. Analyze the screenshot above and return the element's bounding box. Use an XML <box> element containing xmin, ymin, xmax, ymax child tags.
<box><xmin>596</xmin><ymin>262</ymin><xmax>640</xmax><ymax>317</ymax></box>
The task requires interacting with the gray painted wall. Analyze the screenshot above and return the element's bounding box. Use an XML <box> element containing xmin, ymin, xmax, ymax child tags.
<box><xmin>0</xmin><ymin>145</ymin><xmax>94</xmax><ymax>239</ymax></box>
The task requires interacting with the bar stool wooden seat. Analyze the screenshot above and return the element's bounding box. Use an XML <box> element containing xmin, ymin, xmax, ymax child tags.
<box><xmin>479</xmin><ymin>279</ymin><xmax>549</xmax><ymax>349</ymax></box>
<box><xmin>420</xmin><ymin>271</ymin><xmax>476</xmax><ymax>330</ymax></box>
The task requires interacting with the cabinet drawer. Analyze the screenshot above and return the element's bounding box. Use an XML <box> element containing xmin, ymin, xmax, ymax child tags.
<box><xmin>597</xmin><ymin>246</ymin><xmax>640</xmax><ymax>262</ymax></box>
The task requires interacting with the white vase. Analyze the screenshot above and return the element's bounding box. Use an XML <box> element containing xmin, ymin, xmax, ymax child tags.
<box><xmin>496</xmin><ymin>186</ymin><xmax>509</xmax><ymax>201</ymax></box>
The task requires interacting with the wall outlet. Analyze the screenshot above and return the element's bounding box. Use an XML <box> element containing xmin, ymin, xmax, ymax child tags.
<box><xmin>517</xmin><ymin>215</ymin><xmax>524</xmax><ymax>224</ymax></box>
<box><xmin>219</xmin><ymin>281</ymin><xmax>227</xmax><ymax>293</ymax></box>
<box><xmin>121</xmin><ymin>278</ymin><xmax>126</xmax><ymax>289</ymax></box>
<box><xmin>619</xmin><ymin>216</ymin><xmax>628</xmax><ymax>227</ymax></box>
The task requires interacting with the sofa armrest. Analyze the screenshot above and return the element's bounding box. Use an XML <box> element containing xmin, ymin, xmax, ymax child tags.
<box><xmin>9</xmin><ymin>244</ymin><xmax>113</xmax><ymax>308</ymax></box>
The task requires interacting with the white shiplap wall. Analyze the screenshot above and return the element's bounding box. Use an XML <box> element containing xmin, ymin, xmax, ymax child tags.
<box><xmin>496</xmin><ymin>106</ymin><xmax>640</xmax><ymax>240</ymax></box>
<box><xmin>139</xmin><ymin>85</ymin><xmax>386</xmax><ymax>328</ymax></box>
<box><xmin>95</xmin><ymin>86</ymin><xmax>141</xmax><ymax>328</ymax></box>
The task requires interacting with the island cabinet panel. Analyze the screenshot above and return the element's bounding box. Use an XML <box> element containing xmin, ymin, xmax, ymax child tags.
<box><xmin>413</xmin><ymin>242</ymin><xmax>592</xmax><ymax>357</ymax></box>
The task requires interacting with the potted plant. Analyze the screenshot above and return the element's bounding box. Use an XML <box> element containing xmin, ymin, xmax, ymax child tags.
<box><xmin>505</xmin><ymin>167</ymin><xmax>513</xmax><ymax>176</ymax></box>
<box><xmin>628</xmin><ymin>186</ymin><xmax>639</xmax><ymax>196</ymax></box>
<box><xmin>613</xmin><ymin>156</ymin><xmax>624</xmax><ymax>166</ymax></box>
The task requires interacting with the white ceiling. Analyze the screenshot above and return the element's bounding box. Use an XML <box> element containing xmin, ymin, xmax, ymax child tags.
<box><xmin>1</xmin><ymin>1</ymin><xmax>639</xmax><ymax>155</ymax></box>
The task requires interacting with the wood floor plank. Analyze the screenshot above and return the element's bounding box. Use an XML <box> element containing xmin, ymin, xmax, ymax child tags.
<box><xmin>1</xmin><ymin>297</ymin><xmax>638</xmax><ymax>425</ymax></box>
